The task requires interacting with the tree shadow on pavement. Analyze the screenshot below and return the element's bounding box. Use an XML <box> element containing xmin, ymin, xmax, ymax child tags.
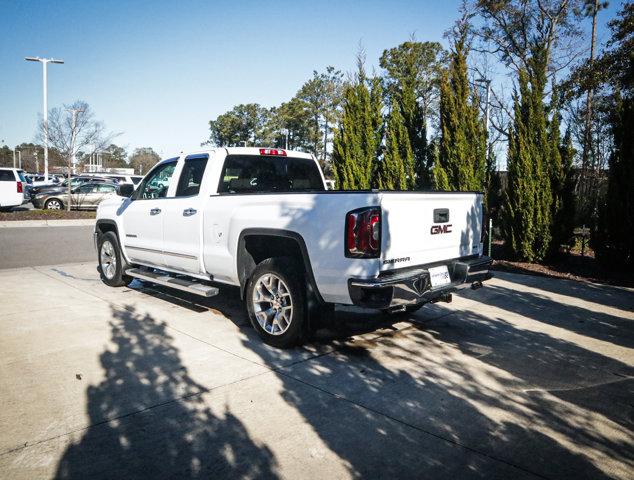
<box><xmin>240</xmin><ymin>302</ymin><xmax>633</xmax><ymax>479</ymax></box>
<box><xmin>55</xmin><ymin>305</ymin><xmax>277</xmax><ymax>480</ymax></box>
<box><xmin>473</xmin><ymin>279</ymin><xmax>634</xmax><ymax>349</ymax></box>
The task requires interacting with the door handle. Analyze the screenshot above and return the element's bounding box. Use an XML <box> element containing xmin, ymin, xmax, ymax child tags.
<box><xmin>150</xmin><ymin>208</ymin><xmax>161</xmax><ymax>215</ymax></box>
<box><xmin>183</xmin><ymin>208</ymin><xmax>197</xmax><ymax>217</ymax></box>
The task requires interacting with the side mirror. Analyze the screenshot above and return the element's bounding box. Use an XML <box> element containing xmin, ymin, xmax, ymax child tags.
<box><xmin>117</xmin><ymin>183</ymin><xmax>135</xmax><ymax>197</ymax></box>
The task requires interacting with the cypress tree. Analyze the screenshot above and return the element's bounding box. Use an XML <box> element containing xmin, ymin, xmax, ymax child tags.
<box><xmin>378</xmin><ymin>103</ymin><xmax>411</xmax><ymax>189</ymax></box>
<box><xmin>558</xmin><ymin>129</ymin><xmax>577</xmax><ymax>251</ymax></box>
<box><xmin>400</xmin><ymin>82</ymin><xmax>426</xmax><ymax>188</ymax></box>
<box><xmin>503</xmin><ymin>52</ymin><xmax>553</xmax><ymax>262</ymax></box>
<box><xmin>434</xmin><ymin>25</ymin><xmax>487</xmax><ymax>192</ymax></box>
<box><xmin>332</xmin><ymin>61</ymin><xmax>382</xmax><ymax>190</ymax></box>
<box><xmin>547</xmin><ymin>86</ymin><xmax>572</xmax><ymax>257</ymax></box>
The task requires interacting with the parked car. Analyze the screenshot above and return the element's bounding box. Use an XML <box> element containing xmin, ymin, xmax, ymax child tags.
<box><xmin>33</xmin><ymin>182</ymin><xmax>119</xmax><ymax>210</ymax></box>
<box><xmin>0</xmin><ymin>168</ymin><xmax>30</xmax><ymax>211</ymax></box>
<box><xmin>94</xmin><ymin>147</ymin><xmax>492</xmax><ymax>348</ymax></box>
<box><xmin>82</xmin><ymin>173</ymin><xmax>144</xmax><ymax>186</ymax></box>
<box><xmin>30</xmin><ymin>176</ymin><xmax>110</xmax><ymax>198</ymax></box>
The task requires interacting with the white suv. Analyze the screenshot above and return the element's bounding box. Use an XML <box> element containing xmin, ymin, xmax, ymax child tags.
<box><xmin>0</xmin><ymin>168</ymin><xmax>30</xmax><ymax>211</ymax></box>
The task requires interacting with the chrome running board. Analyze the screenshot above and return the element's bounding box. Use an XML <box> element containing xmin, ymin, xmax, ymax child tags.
<box><xmin>126</xmin><ymin>268</ymin><xmax>219</xmax><ymax>297</ymax></box>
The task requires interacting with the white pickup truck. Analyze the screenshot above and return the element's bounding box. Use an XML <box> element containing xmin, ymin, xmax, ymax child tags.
<box><xmin>95</xmin><ymin>147</ymin><xmax>492</xmax><ymax>347</ymax></box>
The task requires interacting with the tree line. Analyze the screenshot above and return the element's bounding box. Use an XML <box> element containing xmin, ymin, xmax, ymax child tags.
<box><xmin>203</xmin><ymin>0</ymin><xmax>633</xmax><ymax>269</ymax></box>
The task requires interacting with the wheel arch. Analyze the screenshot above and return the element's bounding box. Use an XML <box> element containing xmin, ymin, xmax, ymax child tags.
<box><xmin>95</xmin><ymin>219</ymin><xmax>119</xmax><ymax>237</ymax></box>
<box><xmin>237</xmin><ymin>228</ymin><xmax>324</xmax><ymax>304</ymax></box>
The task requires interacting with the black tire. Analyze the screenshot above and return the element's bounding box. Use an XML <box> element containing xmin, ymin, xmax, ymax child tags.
<box><xmin>45</xmin><ymin>198</ymin><xmax>64</xmax><ymax>210</ymax></box>
<box><xmin>97</xmin><ymin>231</ymin><xmax>132</xmax><ymax>287</ymax></box>
<box><xmin>246</xmin><ymin>257</ymin><xmax>307</xmax><ymax>348</ymax></box>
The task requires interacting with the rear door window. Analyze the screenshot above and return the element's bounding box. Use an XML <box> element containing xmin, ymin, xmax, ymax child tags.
<box><xmin>175</xmin><ymin>155</ymin><xmax>208</xmax><ymax>197</ymax></box>
<box><xmin>219</xmin><ymin>155</ymin><xmax>324</xmax><ymax>193</ymax></box>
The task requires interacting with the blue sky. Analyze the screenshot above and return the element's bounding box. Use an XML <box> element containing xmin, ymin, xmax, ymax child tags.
<box><xmin>0</xmin><ymin>0</ymin><xmax>622</xmax><ymax>158</ymax></box>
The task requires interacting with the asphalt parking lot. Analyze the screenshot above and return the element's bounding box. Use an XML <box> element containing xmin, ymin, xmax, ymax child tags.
<box><xmin>0</xmin><ymin>262</ymin><xmax>633</xmax><ymax>479</ymax></box>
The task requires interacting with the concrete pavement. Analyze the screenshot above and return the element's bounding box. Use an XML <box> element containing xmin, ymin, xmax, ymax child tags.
<box><xmin>0</xmin><ymin>263</ymin><xmax>632</xmax><ymax>479</ymax></box>
<box><xmin>0</xmin><ymin>226</ymin><xmax>95</xmax><ymax>269</ymax></box>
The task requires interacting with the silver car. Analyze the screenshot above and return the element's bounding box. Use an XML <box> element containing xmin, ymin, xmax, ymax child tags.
<box><xmin>32</xmin><ymin>182</ymin><xmax>118</xmax><ymax>210</ymax></box>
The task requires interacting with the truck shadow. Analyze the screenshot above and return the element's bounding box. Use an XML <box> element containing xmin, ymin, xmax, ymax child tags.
<box><xmin>54</xmin><ymin>304</ymin><xmax>278</xmax><ymax>480</ymax></box>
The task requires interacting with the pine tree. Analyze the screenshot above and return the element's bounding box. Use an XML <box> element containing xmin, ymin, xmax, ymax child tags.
<box><xmin>378</xmin><ymin>103</ymin><xmax>410</xmax><ymax>189</ymax></box>
<box><xmin>434</xmin><ymin>24</ymin><xmax>487</xmax><ymax>192</ymax></box>
<box><xmin>332</xmin><ymin>60</ymin><xmax>383</xmax><ymax>190</ymax></box>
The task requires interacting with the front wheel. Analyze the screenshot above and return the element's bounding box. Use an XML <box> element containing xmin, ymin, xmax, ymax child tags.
<box><xmin>45</xmin><ymin>198</ymin><xmax>63</xmax><ymax>210</ymax></box>
<box><xmin>246</xmin><ymin>258</ymin><xmax>307</xmax><ymax>348</ymax></box>
<box><xmin>98</xmin><ymin>231</ymin><xmax>132</xmax><ymax>287</ymax></box>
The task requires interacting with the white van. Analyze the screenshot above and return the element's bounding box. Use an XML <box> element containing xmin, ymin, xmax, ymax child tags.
<box><xmin>0</xmin><ymin>168</ymin><xmax>30</xmax><ymax>211</ymax></box>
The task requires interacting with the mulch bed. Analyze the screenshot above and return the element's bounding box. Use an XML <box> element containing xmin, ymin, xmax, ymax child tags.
<box><xmin>490</xmin><ymin>241</ymin><xmax>633</xmax><ymax>288</ymax></box>
<box><xmin>0</xmin><ymin>209</ymin><xmax>96</xmax><ymax>221</ymax></box>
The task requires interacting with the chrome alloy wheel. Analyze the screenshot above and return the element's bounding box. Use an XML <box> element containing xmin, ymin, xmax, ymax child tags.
<box><xmin>252</xmin><ymin>273</ymin><xmax>293</xmax><ymax>335</ymax></box>
<box><xmin>100</xmin><ymin>240</ymin><xmax>117</xmax><ymax>280</ymax></box>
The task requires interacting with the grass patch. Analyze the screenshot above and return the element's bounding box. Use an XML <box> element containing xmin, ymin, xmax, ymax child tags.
<box><xmin>0</xmin><ymin>209</ymin><xmax>96</xmax><ymax>221</ymax></box>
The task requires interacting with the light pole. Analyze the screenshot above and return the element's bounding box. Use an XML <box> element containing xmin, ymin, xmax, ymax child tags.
<box><xmin>25</xmin><ymin>56</ymin><xmax>64</xmax><ymax>183</ymax></box>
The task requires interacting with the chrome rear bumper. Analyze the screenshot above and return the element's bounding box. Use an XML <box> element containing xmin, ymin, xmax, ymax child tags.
<box><xmin>348</xmin><ymin>255</ymin><xmax>493</xmax><ymax>309</ymax></box>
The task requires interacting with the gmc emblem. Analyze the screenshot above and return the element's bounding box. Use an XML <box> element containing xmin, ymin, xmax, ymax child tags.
<box><xmin>430</xmin><ymin>224</ymin><xmax>452</xmax><ymax>235</ymax></box>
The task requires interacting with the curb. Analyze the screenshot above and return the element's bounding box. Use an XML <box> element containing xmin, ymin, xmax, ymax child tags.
<box><xmin>0</xmin><ymin>219</ymin><xmax>96</xmax><ymax>228</ymax></box>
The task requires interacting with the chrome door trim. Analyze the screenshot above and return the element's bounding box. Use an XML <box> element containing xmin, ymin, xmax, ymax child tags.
<box><xmin>124</xmin><ymin>244</ymin><xmax>197</xmax><ymax>260</ymax></box>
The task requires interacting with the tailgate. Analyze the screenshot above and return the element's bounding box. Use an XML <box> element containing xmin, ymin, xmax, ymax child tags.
<box><xmin>379</xmin><ymin>192</ymin><xmax>483</xmax><ymax>271</ymax></box>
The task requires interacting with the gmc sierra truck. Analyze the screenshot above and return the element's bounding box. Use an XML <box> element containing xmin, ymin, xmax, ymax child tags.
<box><xmin>95</xmin><ymin>147</ymin><xmax>492</xmax><ymax>347</ymax></box>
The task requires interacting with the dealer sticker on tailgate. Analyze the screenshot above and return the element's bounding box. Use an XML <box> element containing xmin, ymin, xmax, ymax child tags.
<box><xmin>428</xmin><ymin>265</ymin><xmax>451</xmax><ymax>288</ymax></box>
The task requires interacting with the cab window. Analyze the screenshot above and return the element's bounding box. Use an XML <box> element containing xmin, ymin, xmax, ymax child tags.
<box><xmin>134</xmin><ymin>160</ymin><xmax>177</xmax><ymax>199</ymax></box>
<box><xmin>219</xmin><ymin>155</ymin><xmax>324</xmax><ymax>193</ymax></box>
<box><xmin>175</xmin><ymin>155</ymin><xmax>208</xmax><ymax>197</ymax></box>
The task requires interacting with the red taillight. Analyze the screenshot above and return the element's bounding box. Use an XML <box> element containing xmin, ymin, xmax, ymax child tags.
<box><xmin>345</xmin><ymin>207</ymin><xmax>381</xmax><ymax>258</ymax></box>
<box><xmin>259</xmin><ymin>148</ymin><xmax>287</xmax><ymax>156</ymax></box>
<box><xmin>17</xmin><ymin>182</ymin><xmax>23</xmax><ymax>193</ymax></box>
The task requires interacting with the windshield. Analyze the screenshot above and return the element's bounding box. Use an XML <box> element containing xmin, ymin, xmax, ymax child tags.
<box><xmin>219</xmin><ymin>155</ymin><xmax>324</xmax><ymax>193</ymax></box>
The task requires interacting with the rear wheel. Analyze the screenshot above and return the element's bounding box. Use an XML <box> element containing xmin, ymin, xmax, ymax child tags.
<box><xmin>98</xmin><ymin>231</ymin><xmax>132</xmax><ymax>287</ymax></box>
<box><xmin>246</xmin><ymin>257</ymin><xmax>307</xmax><ymax>348</ymax></box>
<box><xmin>45</xmin><ymin>198</ymin><xmax>63</xmax><ymax>210</ymax></box>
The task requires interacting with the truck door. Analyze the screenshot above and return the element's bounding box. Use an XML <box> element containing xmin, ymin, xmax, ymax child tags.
<box><xmin>160</xmin><ymin>154</ymin><xmax>209</xmax><ymax>274</ymax></box>
<box><xmin>121</xmin><ymin>159</ymin><xmax>178</xmax><ymax>267</ymax></box>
